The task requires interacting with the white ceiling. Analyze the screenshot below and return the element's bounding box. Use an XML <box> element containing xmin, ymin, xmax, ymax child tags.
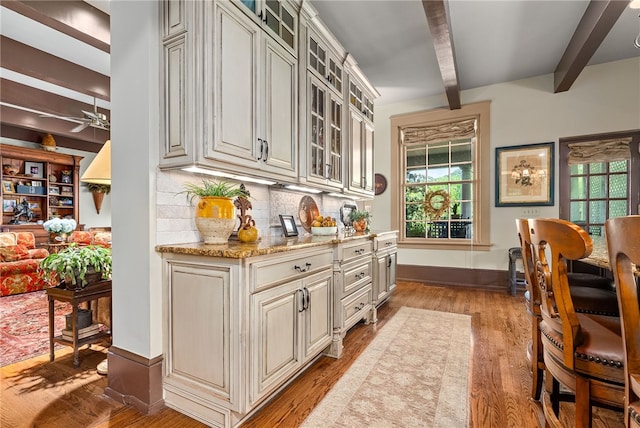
<box><xmin>1</xmin><ymin>0</ymin><xmax>639</xmax><ymax>113</ymax></box>
<box><xmin>311</xmin><ymin>0</ymin><xmax>640</xmax><ymax>105</ymax></box>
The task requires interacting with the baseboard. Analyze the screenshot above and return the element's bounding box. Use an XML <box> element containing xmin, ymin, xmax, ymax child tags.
<box><xmin>397</xmin><ymin>264</ymin><xmax>508</xmax><ymax>292</ymax></box>
<box><xmin>104</xmin><ymin>346</ymin><xmax>164</xmax><ymax>415</ymax></box>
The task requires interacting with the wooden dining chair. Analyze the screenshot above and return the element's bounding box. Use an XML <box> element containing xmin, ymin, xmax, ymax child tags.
<box><xmin>516</xmin><ymin>218</ymin><xmax>545</xmax><ymax>401</ymax></box>
<box><xmin>529</xmin><ymin>218</ymin><xmax>624</xmax><ymax>427</ymax></box>
<box><xmin>516</xmin><ymin>218</ymin><xmax>621</xmax><ymax>402</ymax></box>
<box><xmin>605</xmin><ymin>215</ymin><xmax>640</xmax><ymax>428</ymax></box>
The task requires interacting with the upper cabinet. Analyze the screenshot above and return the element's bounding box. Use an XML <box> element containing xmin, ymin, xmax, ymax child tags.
<box><xmin>160</xmin><ymin>0</ymin><xmax>377</xmax><ymax>197</ymax></box>
<box><xmin>213</xmin><ymin>2</ymin><xmax>297</xmax><ymax>178</ymax></box>
<box><xmin>345</xmin><ymin>57</ymin><xmax>377</xmax><ymax>196</ymax></box>
<box><xmin>300</xmin><ymin>20</ymin><xmax>346</xmax><ymax>190</ymax></box>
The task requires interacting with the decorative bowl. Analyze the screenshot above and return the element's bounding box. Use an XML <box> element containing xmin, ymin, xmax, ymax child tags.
<box><xmin>311</xmin><ymin>226</ymin><xmax>337</xmax><ymax>236</ymax></box>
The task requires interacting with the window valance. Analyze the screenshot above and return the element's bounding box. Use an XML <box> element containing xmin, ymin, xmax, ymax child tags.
<box><xmin>567</xmin><ymin>138</ymin><xmax>631</xmax><ymax>164</ymax></box>
<box><xmin>401</xmin><ymin>118</ymin><xmax>476</xmax><ymax>146</ymax></box>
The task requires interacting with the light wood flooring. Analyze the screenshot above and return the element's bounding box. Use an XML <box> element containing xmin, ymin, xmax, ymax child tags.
<box><xmin>0</xmin><ymin>281</ymin><xmax>624</xmax><ymax>427</ymax></box>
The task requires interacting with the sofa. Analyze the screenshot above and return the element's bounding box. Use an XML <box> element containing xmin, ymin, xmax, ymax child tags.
<box><xmin>68</xmin><ymin>229</ymin><xmax>112</xmax><ymax>248</ymax></box>
<box><xmin>0</xmin><ymin>232</ymin><xmax>53</xmax><ymax>296</ymax></box>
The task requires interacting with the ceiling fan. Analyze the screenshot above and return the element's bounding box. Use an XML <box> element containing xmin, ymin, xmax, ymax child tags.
<box><xmin>39</xmin><ymin>97</ymin><xmax>110</xmax><ymax>133</ymax></box>
<box><xmin>67</xmin><ymin>97</ymin><xmax>110</xmax><ymax>133</ymax></box>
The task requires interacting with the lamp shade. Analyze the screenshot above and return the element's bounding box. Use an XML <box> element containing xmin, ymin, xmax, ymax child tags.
<box><xmin>81</xmin><ymin>140</ymin><xmax>111</xmax><ymax>185</ymax></box>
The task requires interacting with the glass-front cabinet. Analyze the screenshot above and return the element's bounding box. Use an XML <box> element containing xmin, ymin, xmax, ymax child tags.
<box><xmin>345</xmin><ymin>59</ymin><xmax>378</xmax><ymax>197</ymax></box>
<box><xmin>304</xmin><ymin>25</ymin><xmax>346</xmax><ymax>189</ymax></box>
<box><xmin>235</xmin><ymin>0</ymin><xmax>297</xmax><ymax>53</ymax></box>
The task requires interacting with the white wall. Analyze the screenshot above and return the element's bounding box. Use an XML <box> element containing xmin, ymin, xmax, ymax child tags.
<box><xmin>373</xmin><ymin>57</ymin><xmax>640</xmax><ymax>271</ymax></box>
<box><xmin>0</xmin><ymin>137</ymin><xmax>112</xmax><ymax>228</ymax></box>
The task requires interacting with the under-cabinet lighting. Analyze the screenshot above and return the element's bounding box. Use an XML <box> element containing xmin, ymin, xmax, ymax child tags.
<box><xmin>327</xmin><ymin>192</ymin><xmax>359</xmax><ymax>200</ymax></box>
<box><xmin>283</xmin><ymin>184</ymin><xmax>322</xmax><ymax>194</ymax></box>
<box><xmin>181</xmin><ymin>166</ymin><xmax>277</xmax><ymax>186</ymax></box>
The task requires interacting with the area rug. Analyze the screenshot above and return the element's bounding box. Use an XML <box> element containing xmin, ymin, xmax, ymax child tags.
<box><xmin>301</xmin><ymin>306</ymin><xmax>472</xmax><ymax>428</ymax></box>
<box><xmin>0</xmin><ymin>290</ymin><xmax>70</xmax><ymax>367</ymax></box>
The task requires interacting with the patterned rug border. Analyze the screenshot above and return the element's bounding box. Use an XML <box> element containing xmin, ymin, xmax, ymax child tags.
<box><xmin>302</xmin><ymin>306</ymin><xmax>472</xmax><ymax>427</ymax></box>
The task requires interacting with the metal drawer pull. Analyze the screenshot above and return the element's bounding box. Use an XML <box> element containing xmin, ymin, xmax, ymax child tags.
<box><xmin>385</xmin><ymin>242</ymin><xmax>393</xmax><ymax>247</ymax></box>
<box><xmin>355</xmin><ymin>272</ymin><xmax>366</xmax><ymax>280</ymax></box>
<box><xmin>354</xmin><ymin>248</ymin><xmax>365</xmax><ymax>255</ymax></box>
<box><xmin>294</xmin><ymin>262</ymin><xmax>312</xmax><ymax>272</ymax></box>
<box><xmin>354</xmin><ymin>302</ymin><xmax>365</xmax><ymax>311</ymax></box>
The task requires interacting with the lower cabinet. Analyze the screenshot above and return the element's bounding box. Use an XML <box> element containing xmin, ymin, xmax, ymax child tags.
<box><xmin>162</xmin><ymin>247</ymin><xmax>333</xmax><ymax>428</ymax></box>
<box><xmin>372</xmin><ymin>232</ymin><xmax>398</xmax><ymax>321</ymax></box>
<box><xmin>250</xmin><ymin>268</ymin><xmax>332</xmax><ymax>405</ymax></box>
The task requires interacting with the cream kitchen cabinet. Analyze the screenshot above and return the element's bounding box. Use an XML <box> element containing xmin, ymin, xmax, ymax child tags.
<box><xmin>250</xmin><ymin>267</ymin><xmax>332</xmax><ymax>405</ymax></box>
<box><xmin>160</xmin><ymin>0</ymin><xmax>297</xmax><ymax>181</ymax></box>
<box><xmin>328</xmin><ymin>237</ymin><xmax>374</xmax><ymax>358</ymax></box>
<box><xmin>213</xmin><ymin>2</ymin><xmax>297</xmax><ymax>179</ymax></box>
<box><xmin>372</xmin><ymin>232</ymin><xmax>398</xmax><ymax>321</ymax></box>
<box><xmin>345</xmin><ymin>57</ymin><xmax>378</xmax><ymax>197</ymax></box>
<box><xmin>161</xmin><ymin>245</ymin><xmax>333</xmax><ymax>428</ymax></box>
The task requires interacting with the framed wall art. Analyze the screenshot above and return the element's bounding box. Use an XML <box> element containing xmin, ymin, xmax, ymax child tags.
<box><xmin>24</xmin><ymin>162</ymin><xmax>44</xmax><ymax>178</ymax></box>
<box><xmin>3</xmin><ymin>181</ymin><xmax>15</xmax><ymax>193</ymax></box>
<box><xmin>495</xmin><ymin>142</ymin><xmax>554</xmax><ymax>207</ymax></box>
<box><xmin>279</xmin><ymin>214</ymin><xmax>298</xmax><ymax>237</ymax></box>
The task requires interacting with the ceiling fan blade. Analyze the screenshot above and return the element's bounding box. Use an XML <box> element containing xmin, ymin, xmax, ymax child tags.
<box><xmin>82</xmin><ymin>109</ymin><xmax>99</xmax><ymax>119</ymax></box>
<box><xmin>71</xmin><ymin>122</ymin><xmax>90</xmax><ymax>133</ymax></box>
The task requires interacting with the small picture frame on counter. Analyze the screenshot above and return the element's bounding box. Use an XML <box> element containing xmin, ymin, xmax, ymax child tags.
<box><xmin>279</xmin><ymin>214</ymin><xmax>298</xmax><ymax>237</ymax></box>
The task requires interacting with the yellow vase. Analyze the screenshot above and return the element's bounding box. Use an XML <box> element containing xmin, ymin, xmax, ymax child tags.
<box><xmin>195</xmin><ymin>197</ymin><xmax>237</xmax><ymax>244</ymax></box>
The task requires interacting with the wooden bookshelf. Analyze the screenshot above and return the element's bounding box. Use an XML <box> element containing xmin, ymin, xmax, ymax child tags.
<box><xmin>1</xmin><ymin>144</ymin><xmax>82</xmax><ymax>244</ymax></box>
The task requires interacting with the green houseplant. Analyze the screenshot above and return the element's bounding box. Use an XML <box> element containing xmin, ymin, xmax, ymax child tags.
<box><xmin>39</xmin><ymin>244</ymin><xmax>112</xmax><ymax>289</ymax></box>
<box><xmin>348</xmin><ymin>209</ymin><xmax>371</xmax><ymax>232</ymax></box>
<box><xmin>179</xmin><ymin>179</ymin><xmax>250</xmax><ymax>244</ymax></box>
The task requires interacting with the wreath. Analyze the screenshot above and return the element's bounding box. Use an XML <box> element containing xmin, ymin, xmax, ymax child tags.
<box><xmin>423</xmin><ymin>189</ymin><xmax>451</xmax><ymax>220</ymax></box>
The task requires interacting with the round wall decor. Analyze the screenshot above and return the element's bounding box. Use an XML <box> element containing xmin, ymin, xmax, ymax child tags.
<box><xmin>374</xmin><ymin>173</ymin><xmax>387</xmax><ymax>195</ymax></box>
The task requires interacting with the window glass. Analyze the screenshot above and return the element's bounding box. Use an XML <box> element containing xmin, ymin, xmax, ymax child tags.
<box><xmin>589</xmin><ymin>175</ymin><xmax>605</xmax><ymax>199</ymax></box>
<box><xmin>609</xmin><ymin>174</ymin><xmax>627</xmax><ymax>198</ymax></box>
<box><xmin>570</xmin><ymin>201</ymin><xmax>586</xmax><ymax>223</ymax></box>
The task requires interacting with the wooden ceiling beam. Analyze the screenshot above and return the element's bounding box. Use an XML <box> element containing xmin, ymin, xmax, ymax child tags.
<box><xmin>0</xmin><ymin>35</ymin><xmax>110</xmax><ymax>102</ymax></box>
<box><xmin>422</xmin><ymin>0</ymin><xmax>461</xmax><ymax>110</ymax></box>
<box><xmin>1</xmin><ymin>0</ymin><xmax>110</xmax><ymax>53</ymax></box>
<box><xmin>554</xmin><ymin>0</ymin><xmax>628</xmax><ymax>93</ymax></box>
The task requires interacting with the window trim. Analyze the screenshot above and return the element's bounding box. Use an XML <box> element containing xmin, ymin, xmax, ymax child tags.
<box><xmin>559</xmin><ymin>129</ymin><xmax>640</xmax><ymax>223</ymax></box>
<box><xmin>390</xmin><ymin>101</ymin><xmax>491</xmax><ymax>250</ymax></box>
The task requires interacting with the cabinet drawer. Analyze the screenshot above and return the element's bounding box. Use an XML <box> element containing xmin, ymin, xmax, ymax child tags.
<box><xmin>250</xmin><ymin>248</ymin><xmax>333</xmax><ymax>293</ymax></box>
<box><xmin>375</xmin><ymin>236</ymin><xmax>397</xmax><ymax>252</ymax></box>
<box><xmin>340</xmin><ymin>284</ymin><xmax>372</xmax><ymax>330</ymax></box>
<box><xmin>341</xmin><ymin>239</ymin><xmax>373</xmax><ymax>262</ymax></box>
<box><xmin>340</xmin><ymin>258</ymin><xmax>372</xmax><ymax>297</ymax></box>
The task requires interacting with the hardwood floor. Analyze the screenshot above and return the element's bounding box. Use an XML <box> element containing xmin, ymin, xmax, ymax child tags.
<box><xmin>0</xmin><ymin>281</ymin><xmax>624</xmax><ymax>427</ymax></box>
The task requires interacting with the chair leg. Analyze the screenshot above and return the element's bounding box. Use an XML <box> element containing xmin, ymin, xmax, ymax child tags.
<box><xmin>531</xmin><ymin>317</ymin><xmax>544</xmax><ymax>401</ymax></box>
<box><xmin>575</xmin><ymin>375</ymin><xmax>592</xmax><ymax>428</ymax></box>
<box><xmin>550</xmin><ymin>376</ymin><xmax>560</xmax><ymax>416</ymax></box>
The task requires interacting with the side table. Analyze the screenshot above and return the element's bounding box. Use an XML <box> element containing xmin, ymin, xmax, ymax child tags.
<box><xmin>47</xmin><ymin>280</ymin><xmax>112</xmax><ymax>367</ymax></box>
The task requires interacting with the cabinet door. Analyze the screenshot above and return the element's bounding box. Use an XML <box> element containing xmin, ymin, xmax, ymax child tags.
<box><xmin>349</xmin><ymin>109</ymin><xmax>363</xmax><ymax>190</ymax></box>
<box><xmin>327</xmin><ymin>95</ymin><xmax>343</xmax><ymax>186</ymax></box>
<box><xmin>262</xmin><ymin>36</ymin><xmax>297</xmax><ymax>177</ymax></box>
<box><xmin>307</xmin><ymin>74</ymin><xmax>328</xmax><ymax>184</ymax></box>
<box><xmin>363</xmin><ymin>122</ymin><xmax>374</xmax><ymax>193</ymax></box>
<box><xmin>250</xmin><ymin>281</ymin><xmax>301</xmax><ymax>405</ymax></box>
<box><xmin>373</xmin><ymin>255</ymin><xmax>387</xmax><ymax>302</ymax></box>
<box><xmin>302</xmin><ymin>270</ymin><xmax>332</xmax><ymax>361</ymax></box>
<box><xmin>388</xmin><ymin>252</ymin><xmax>397</xmax><ymax>293</ymax></box>
<box><xmin>214</xmin><ymin>4</ymin><xmax>260</xmax><ymax>165</ymax></box>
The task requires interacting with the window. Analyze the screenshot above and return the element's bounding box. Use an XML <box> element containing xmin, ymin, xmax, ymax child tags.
<box><xmin>390</xmin><ymin>101</ymin><xmax>491</xmax><ymax>250</ymax></box>
<box><xmin>559</xmin><ymin>131</ymin><xmax>640</xmax><ymax>233</ymax></box>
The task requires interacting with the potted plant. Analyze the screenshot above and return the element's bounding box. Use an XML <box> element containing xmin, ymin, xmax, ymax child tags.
<box><xmin>451</xmin><ymin>203</ymin><xmax>461</xmax><ymax>219</ymax></box>
<box><xmin>85</xmin><ymin>183</ymin><xmax>111</xmax><ymax>215</ymax></box>
<box><xmin>179</xmin><ymin>179</ymin><xmax>250</xmax><ymax>244</ymax></box>
<box><xmin>348</xmin><ymin>209</ymin><xmax>371</xmax><ymax>233</ymax></box>
<box><xmin>39</xmin><ymin>244</ymin><xmax>112</xmax><ymax>289</ymax></box>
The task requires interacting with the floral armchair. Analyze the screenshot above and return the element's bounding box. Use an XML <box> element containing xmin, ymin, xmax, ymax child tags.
<box><xmin>0</xmin><ymin>232</ymin><xmax>53</xmax><ymax>296</ymax></box>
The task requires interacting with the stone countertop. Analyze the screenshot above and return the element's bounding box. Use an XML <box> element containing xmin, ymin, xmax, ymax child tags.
<box><xmin>155</xmin><ymin>231</ymin><xmax>387</xmax><ymax>259</ymax></box>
